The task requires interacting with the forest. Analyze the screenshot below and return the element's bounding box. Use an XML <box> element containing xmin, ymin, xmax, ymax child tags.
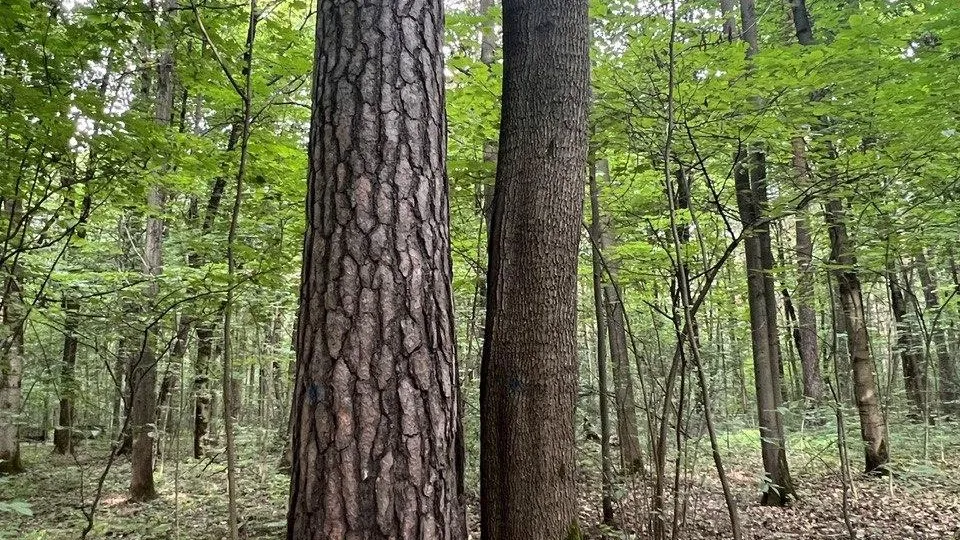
<box><xmin>1</xmin><ymin>0</ymin><xmax>959</xmax><ymax>538</ymax></box>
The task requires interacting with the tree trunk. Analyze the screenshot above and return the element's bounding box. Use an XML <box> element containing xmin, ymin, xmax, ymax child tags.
<box><xmin>54</xmin><ymin>296</ymin><xmax>80</xmax><ymax>454</ymax></box>
<box><xmin>589</xmin><ymin>158</ymin><xmax>615</xmax><ymax>526</ymax></box>
<box><xmin>915</xmin><ymin>252</ymin><xmax>960</xmax><ymax>414</ymax></box>
<box><xmin>479</xmin><ymin>0</ymin><xmax>589</xmax><ymax>537</ymax></box>
<box><xmin>130</xmin><ymin>8</ymin><xmax>175</xmax><ymax>498</ymax></box>
<box><xmin>286</xmin><ymin>0</ymin><xmax>465</xmax><ymax>536</ymax></box>
<box><xmin>593</xmin><ymin>160</ymin><xmax>644</xmax><ymax>474</ymax></box>
<box><xmin>193</xmin><ymin>324</ymin><xmax>214</xmax><ymax>459</ymax></box>
<box><xmin>824</xmin><ymin>198</ymin><xmax>888</xmax><ymax>474</ymax></box>
<box><xmin>734</xmin><ymin>149</ymin><xmax>795</xmax><ymax>505</ymax></box>
<box><xmin>791</xmin><ymin>139</ymin><xmax>823</xmax><ymax>401</ymax></box>
<box><xmin>888</xmin><ymin>268</ymin><xmax>926</xmax><ymax>419</ymax></box>
<box><xmin>0</xmin><ymin>199</ymin><xmax>24</xmax><ymax>475</ymax></box>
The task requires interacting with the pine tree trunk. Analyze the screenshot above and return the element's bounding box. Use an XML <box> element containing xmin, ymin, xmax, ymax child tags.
<box><xmin>479</xmin><ymin>0</ymin><xmax>590</xmax><ymax>537</ymax></box>
<box><xmin>286</xmin><ymin>0</ymin><xmax>465</xmax><ymax>536</ymax></box>
<box><xmin>824</xmin><ymin>198</ymin><xmax>888</xmax><ymax>474</ymax></box>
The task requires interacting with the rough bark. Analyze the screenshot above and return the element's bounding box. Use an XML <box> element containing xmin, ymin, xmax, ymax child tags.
<box><xmin>916</xmin><ymin>252</ymin><xmax>960</xmax><ymax>414</ymax></box>
<box><xmin>734</xmin><ymin>149</ymin><xmax>795</xmax><ymax>505</ymax></box>
<box><xmin>824</xmin><ymin>198</ymin><xmax>888</xmax><ymax>474</ymax></box>
<box><xmin>479</xmin><ymin>0</ymin><xmax>590</xmax><ymax>537</ymax></box>
<box><xmin>888</xmin><ymin>268</ymin><xmax>926</xmax><ymax>419</ymax></box>
<box><xmin>286</xmin><ymin>0</ymin><xmax>465</xmax><ymax>536</ymax></box>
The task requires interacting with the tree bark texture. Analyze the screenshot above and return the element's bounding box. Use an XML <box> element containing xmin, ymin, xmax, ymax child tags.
<box><xmin>824</xmin><ymin>198</ymin><xmax>888</xmax><ymax>473</ymax></box>
<box><xmin>286</xmin><ymin>0</ymin><xmax>465</xmax><ymax>537</ymax></box>
<box><xmin>479</xmin><ymin>0</ymin><xmax>590</xmax><ymax>537</ymax></box>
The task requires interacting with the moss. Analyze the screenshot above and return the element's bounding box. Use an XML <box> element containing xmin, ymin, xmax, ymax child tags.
<box><xmin>565</xmin><ymin>519</ymin><xmax>583</xmax><ymax>540</ymax></box>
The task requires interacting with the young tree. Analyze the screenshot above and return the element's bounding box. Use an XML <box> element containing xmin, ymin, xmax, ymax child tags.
<box><xmin>285</xmin><ymin>0</ymin><xmax>465</xmax><ymax>536</ymax></box>
<box><xmin>479</xmin><ymin>0</ymin><xmax>590</xmax><ymax>537</ymax></box>
<box><xmin>825</xmin><ymin>197</ymin><xmax>888</xmax><ymax>473</ymax></box>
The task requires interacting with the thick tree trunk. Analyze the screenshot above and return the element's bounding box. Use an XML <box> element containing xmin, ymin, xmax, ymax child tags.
<box><xmin>791</xmin><ymin>139</ymin><xmax>823</xmax><ymax>401</ymax></box>
<box><xmin>824</xmin><ymin>198</ymin><xmax>888</xmax><ymax>474</ymax></box>
<box><xmin>0</xmin><ymin>200</ymin><xmax>24</xmax><ymax>475</ymax></box>
<box><xmin>888</xmin><ymin>269</ymin><xmax>926</xmax><ymax>419</ymax></box>
<box><xmin>734</xmin><ymin>149</ymin><xmax>795</xmax><ymax>505</ymax></box>
<box><xmin>916</xmin><ymin>252</ymin><xmax>960</xmax><ymax>414</ymax></box>
<box><xmin>286</xmin><ymin>0</ymin><xmax>465</xmax><ymax>536</ymax></box>
<box><xmin>479</xmin><ymin>0</ymin><xmax>590</xmax><ymax>537</ymax></box>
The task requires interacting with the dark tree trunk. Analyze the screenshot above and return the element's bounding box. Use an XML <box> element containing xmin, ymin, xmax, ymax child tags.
<box><xmin>286</xmin><ymin>0</ymin><xmax>465</xmax><ymax>536</ymax></box>
<box><xmin>888</xmin><ymin>268</ymin><xmax>926</xmax><ymax>419</ymax></box>
<box><xmin>824</xmin><ymin>198</ymin><xmax>888</xmax><ymax>474</ymax></box>
<box><xmin>734</xmin><ymin>149</ymin><xmax>795</xmax><ymax>505</ymax></box>
<box><xmin>479</xmin><ymin>0</ymin><xmax>590</xmax><ymax>537</ymax></box>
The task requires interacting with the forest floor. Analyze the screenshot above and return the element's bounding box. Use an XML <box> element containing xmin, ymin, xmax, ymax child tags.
<box><xmin>2</xmin><ymin>419</ymin><xmax>960</xmax><ymax>539</ymax></box>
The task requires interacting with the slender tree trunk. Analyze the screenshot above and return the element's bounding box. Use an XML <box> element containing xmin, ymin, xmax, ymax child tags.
<box><xmin>916</xmin><ymin>252</ymin><xmax>960</xmax><ymax>414</ymax></box>
<box><xmin>480</xmin><ymin>1</ymin><xmax>589</xmax><ymax>537</ymax></box>
<box><xmin>286</xmin><ymin>0</ymin><xmax>465</xmax><ymax>536</ymax></box>
<box><xmin>824</xmin><ymin>198</ymin><xmax>888</xmax><ymax>474</ymax></box>
<box><xmin>193</xmin><ymin>324</ymin><xmax>213</xmax><ymax>459</ymax></box>
<box><xmin>592</xmin><ymin>160</ymin><xmax>644</xmax><ymax>474</ymax></box>
<box><xmin>130</xmin><ymin>1</ymin><xmax>176</xmax><ymax>499</ymax></box>
<box><xmin>791</xmin><ymin>138</ymin><xmax>823</xmax><ymax>401</ymax></box>
<box><xmin>589</xmin><ymin>158</ymin><xmax>615</xmax><ymax>527</ymax></box>
<box><xmin>54</xmin><ymin>296</ymin><xmax>80</xmax><ymax>454</ymax></box>
<box><xmin>888</xmin><ymin>268</ymin><xmax>925</xmax><ymax>419</ymax></box>
<box><xmin>734</xmin><ymin>149</ymin><xmax>795</xmax><ymax>505</ymax></box>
